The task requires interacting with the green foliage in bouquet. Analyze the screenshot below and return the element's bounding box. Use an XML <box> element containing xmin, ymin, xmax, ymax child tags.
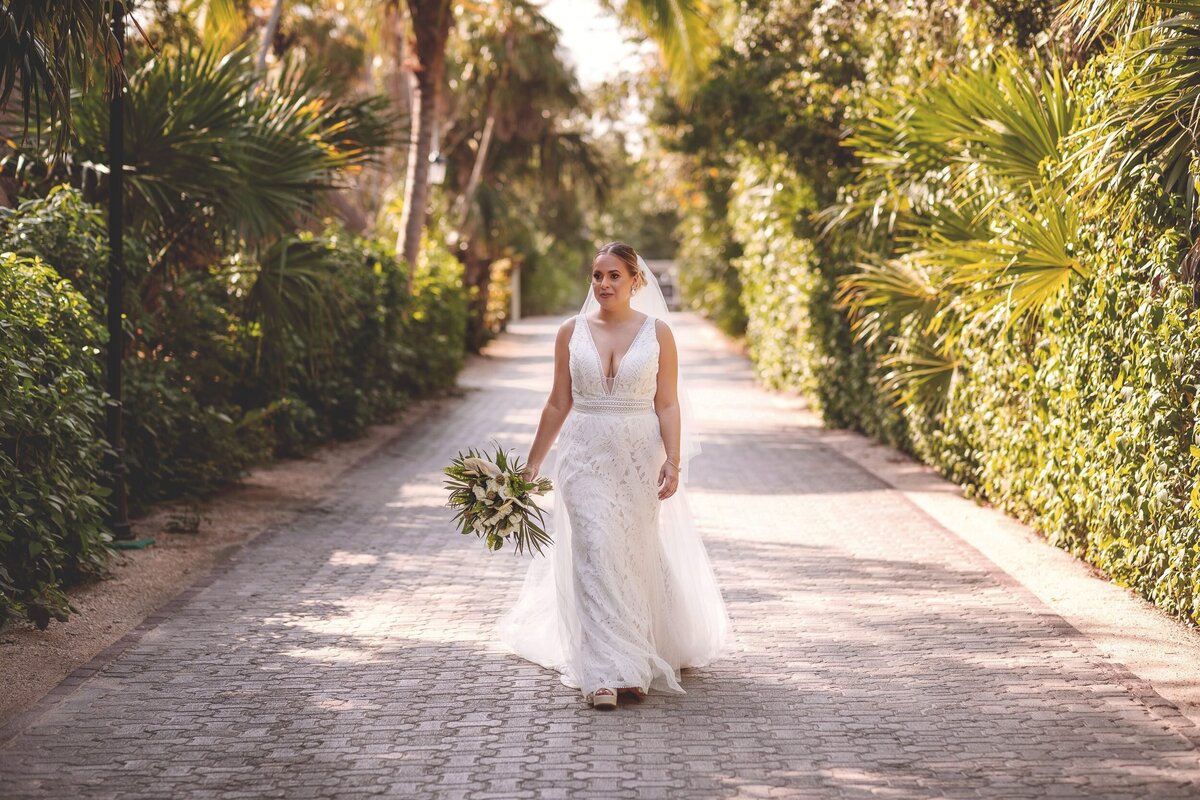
<box><xmin>443</xmin><ymin>443</ymin><xmax>553</xmax><ymax>556</ymax></box>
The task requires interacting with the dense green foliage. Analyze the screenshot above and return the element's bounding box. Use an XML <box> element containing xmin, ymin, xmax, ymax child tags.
<box><xmin>723</xmin><ymin>149</ymin><xmax>908</xmax><ymax>443</ymax></box>
<box><xmin>662</xmin><ymin>0</ymin><xmax>1200</xmax><ymax>626</ymax></box>
<box><xmin>915</xmin><ymin>176</ymin><xmax>1200</xmax><ymax>623</ymax></box>
<box><xmin>0</xmin><ymin>254</ymin><xmax>109</xmax><ymax>629</ymax></box>
<box><xmin>0</xmin><ymin>188</ymin><xmax>467</xmax><ymax>628</ymax></box>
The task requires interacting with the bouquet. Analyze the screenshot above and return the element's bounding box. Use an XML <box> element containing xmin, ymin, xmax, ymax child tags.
<box><xmin>442</xmin><ymin>442</ymin><xmax>554</xmax><ymax>555</ymax></box>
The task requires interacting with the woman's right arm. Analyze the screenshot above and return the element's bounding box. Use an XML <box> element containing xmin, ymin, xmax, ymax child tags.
<box><xmin>523</xmin><ymin>318</ymin><xmax>575</xmax><ymax>480</ymax></box>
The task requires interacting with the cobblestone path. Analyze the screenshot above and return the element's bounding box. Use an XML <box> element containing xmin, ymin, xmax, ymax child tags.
<box><xmin>2</xmin><ymin>314</ymin><xmax>1199</xmax><ymax>799</ymax></box>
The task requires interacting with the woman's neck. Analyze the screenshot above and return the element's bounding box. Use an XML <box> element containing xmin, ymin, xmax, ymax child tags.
<box><xmin>594</xmin><ymin>305</ymin><xmax>638</xmax><ymax>323</ymax></box>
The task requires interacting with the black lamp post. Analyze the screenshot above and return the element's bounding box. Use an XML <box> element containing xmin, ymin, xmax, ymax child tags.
<box><xmin>105</xmin><ymin>1</ymin><xmax>131</xmax><ymax>540</ymax></box>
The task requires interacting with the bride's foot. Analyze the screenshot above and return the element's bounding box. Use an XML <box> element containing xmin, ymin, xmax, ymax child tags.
<box><xmin>588</xmin><ymin>687</ymin><xmax>617</xmax><ymax>709</ymax></box>
<box><xmin>617</xmin><ymin>686</ymin><xmax>647</xmax><ymax>701</ymax></box>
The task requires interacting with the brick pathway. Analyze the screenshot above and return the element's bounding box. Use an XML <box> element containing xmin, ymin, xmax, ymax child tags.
<box><xmin>2</xmin><ymin>313</ymin><xmax>1199</xmax><ymax>799</ymax></box>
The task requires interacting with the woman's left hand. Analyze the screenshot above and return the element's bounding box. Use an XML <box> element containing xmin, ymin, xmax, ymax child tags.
<box><xmin>657</xmin><ymin>461</ymin><xmax>679</xmax><ymax>500</ymax></box>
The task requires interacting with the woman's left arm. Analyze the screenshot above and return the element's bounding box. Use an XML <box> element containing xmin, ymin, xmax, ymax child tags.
<box><xmin>653</xmin><ymin>319</ymin><xmax>681</xmax><ymax>500</ymax></box>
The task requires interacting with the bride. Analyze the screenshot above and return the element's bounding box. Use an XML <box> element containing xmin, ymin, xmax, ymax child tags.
<box><xmin>496</xmin><ymin>241</ymin><xmax>734</xmax><ymax>710</ymax></box>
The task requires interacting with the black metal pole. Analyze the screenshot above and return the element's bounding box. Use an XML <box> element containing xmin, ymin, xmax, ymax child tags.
<box><xmin>105</xmin><ymin>0</ymin><xmax>131</xmax><ymax>540</ymax></box>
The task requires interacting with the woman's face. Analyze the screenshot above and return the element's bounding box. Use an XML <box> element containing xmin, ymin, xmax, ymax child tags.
<box><xmin>591</xmin><ymin>254</ymin><xmax>636</xmax><ymax>308</ymax></box>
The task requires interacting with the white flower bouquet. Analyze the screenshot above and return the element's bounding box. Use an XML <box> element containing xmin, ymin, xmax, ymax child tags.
<box><xmin>442</xmin><ymin>442</ymin><xmax>554</xmax><ymax>555</ymax></box>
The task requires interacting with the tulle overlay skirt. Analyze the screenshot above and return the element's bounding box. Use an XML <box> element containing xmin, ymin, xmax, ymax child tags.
<box><xmin>496</xmin><ymin>408</ymin><xmax>734</xmax><ymax>698</ymax></box>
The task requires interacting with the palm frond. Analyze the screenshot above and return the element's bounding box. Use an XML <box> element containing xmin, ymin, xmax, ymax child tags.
<box><xmin>196</xmin><ymin>0</ymin><xmax>251</xmax><ymax>53</ymax></box>
<box><xmin>0</xmin><ymin>0</ymin><xmax>121</xmax><ymax>154</ymax></box>
<box><xmin>1055</xmin><ymin>0</ymin><xmax>1160</xmax><ymax>46</ymax></box>
<box><xmin>894</xmin><ymin>189</ymin><xmax>999</xmax><ymax>247</ymax></box>
<box><xmin>835</xmin><ymin>252</ymin><xmax>951</xmax><ymax>350</ymax></box>
<box><xmin>237</xmin><ymin>234</ymin><xmax>355</xmax><ymax>381</ymax></box>
<box><xmin>10</xmin><ymin>41</ymin><xmax>401</xmax><ymax>255</ymax></box>
<box><xmin>827</xmin><ymin>50</ymin><xmax>1075</xmax><ymax>239</ymax></box>
<box><xmin>943</xmin><ymin>185</ymin><xmax>1089</xmax><ymax>336</ymax></box>
<box><xmin>607</xmin><ymin>0</ymin><xmax>719</xmax><ymax>105</ymax></box>
<box><xmin>909</xmin><ymin>50</ymin><xmax>1077</xmax><ymax>188</ymax></box>
<box><xmin>1113</xmin><ymin>7</ymin><xmax>1200</xmax><ymax>220</ymax></box>
<box><xmin>878</xmin><ymin>341</ymin><xmax>960</xmax><ymax>414</ymax></box>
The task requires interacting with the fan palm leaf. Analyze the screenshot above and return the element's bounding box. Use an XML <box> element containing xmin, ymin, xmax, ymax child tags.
<box><xmin>41</xmin><ymin>42</ymin><xmax>398</xmax><ymax>257</ymax></box>
<box><xmin>878</xmin><ymin>340</ymin><xmax>960</xmax><ymax>413</ymax></box>
<box><xmin>1061</xmin><ymin>4</ymin><xmax>1200</xmax><ymax>224</ymax></box>
<box><xmin>828</xmin><ymin>51</ymin><xmax>1074</xmax><ymax>236</ymax></box>
<box><xmin>908</xmin><ymin>50</ymin><xmax>1077</xmax><ymax>188</ymax></box>
<box><xmin>1111</xmin><ymin>6</ymin><xmax>1200</xmax><ymax>220</ymax></box>
<box><xmin>938</xmin><ymin>185</ymin><xmax>1089</xmax><ymax>336</ymax></box>
<box><xmin>835</xmin><ymin>251</ymin><xmax>952</xmax><ymax>350</ymax></box>
<box><xmin>1055</xmin><ymin>0</ymin><xmax>1158</xmax><ymax>46</ymax></box>
<box><xmin>237</xmin><ymin>234</ymin><xmax>354</xmax><ymax>380</ymax></box>
<box><xmin>821</xmin><ymin>96</ymin><xmax>951</xmax><ymax>235</ymax></box>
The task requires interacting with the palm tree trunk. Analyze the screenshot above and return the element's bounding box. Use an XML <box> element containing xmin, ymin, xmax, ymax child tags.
<box><xmin>454</xmin><ymin>25</ymin><xmax>512</xmax><ymax>230</ymax></box>
<box><xmin>388</xmin><ymin>2</ymin><xmax>414</xmax><ymax>117</ymax></box>
<box><xmin>462</xmin><ymin>236</ymin><xmax>492</xmax><ymax>351</ymax></box>
<box><xmin>257</xmin><ymin>0</ymin><xmax>285</xmax><ymax>72</ymax></box>
<box><xmin>455</xmin><ymin>108</ymin><xmax>494</xmax><ymax>229</ymax></box>
<box><xmin>396</xmin><ymin>0</ymin><xmax>452</xmax><ymax>281</ymax></box>
<box><xmin>396</xmin><ymin>67</ymin><xmax>436</xmax><ymax>273</ymax></box>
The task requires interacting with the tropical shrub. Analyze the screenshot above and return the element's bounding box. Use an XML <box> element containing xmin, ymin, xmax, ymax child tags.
<box><xmin>0</xmin><ymin>185</ymin><xmax>109</xmax><ymax>299</ymax></box>
<box><xmin>0</xmin><ymin>254</ymin><xmax>109</xmax><ymax>629</ymax></box>
<box><xmin>121</xmin><ymin>265</ymin><xmax>265</xmax><ymax>505</ymax></box>
<box><xmin>827</xmin><ymin>34</ymin><xmax>1200</xmax><ymax>623</ymax></box>
<box><xmin>676</xmin><ymin>184</ymin><xmax>747</xmax><ymax>337</ymax></box>
<box><xmin>10</xmin><ymin>44</ymin><xmax>395</xmax><ymax>268</ymax></box>
<box><xmin>0</xmin><ymin>187</ymin><xmax>469</xmax><ymax>626</ymax></box>
<box><xmin>404</xmin><ymin>234</ymin><xmax>468</xmax><ymax>395</ymax></box>
<box><xmin>727</xmin><ymin>153</ymin><xmax>821</xmax><ymax>396</ymax></box>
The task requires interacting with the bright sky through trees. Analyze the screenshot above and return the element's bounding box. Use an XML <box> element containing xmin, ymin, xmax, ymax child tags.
<box><xmin>539</xmin><ymin>0</ymin><xmax>646</xmax><ymax>87</ymax></box>
<box><xmin>538</xmin><ymin>0</ymin><xmax>653</xmax><ymax>155</ymax></box>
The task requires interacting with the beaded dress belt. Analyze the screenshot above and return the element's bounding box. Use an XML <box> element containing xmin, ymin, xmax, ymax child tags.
<box><xmin>573</xmin><ymin>397</ymin><xmax>655</xmax><ymax>415</ymax></box>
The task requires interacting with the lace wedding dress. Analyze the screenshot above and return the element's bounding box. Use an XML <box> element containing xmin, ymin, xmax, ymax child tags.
<box><xmin>496</xmin><ymin>312</ymin><xmax>734</xmax><ymax>699</ymax></box>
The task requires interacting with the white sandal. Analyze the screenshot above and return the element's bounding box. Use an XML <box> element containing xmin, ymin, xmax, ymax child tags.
<box><xmin>589</xmin><ymin>687</ymin><xmax>617</xmax><ymax>709</ymax></box>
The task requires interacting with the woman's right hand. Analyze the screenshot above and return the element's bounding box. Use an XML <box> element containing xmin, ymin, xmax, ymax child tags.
<box><xmin>521</xmin><ymin>462</ymin><xmax>540</xmax><ymax>482</ymax></box>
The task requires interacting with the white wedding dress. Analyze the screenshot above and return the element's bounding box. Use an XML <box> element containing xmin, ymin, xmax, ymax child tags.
<box><xmin>496</xmin><ymin>311</ymin><xmax>734</xmax><ymax>699</ymax></box>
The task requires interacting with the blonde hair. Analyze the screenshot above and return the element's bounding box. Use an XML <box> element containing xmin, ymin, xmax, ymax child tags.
<box><xmin>593</xmin><ymin>241</ymin><xmax>647</xmax><ymax>294</ymax></box>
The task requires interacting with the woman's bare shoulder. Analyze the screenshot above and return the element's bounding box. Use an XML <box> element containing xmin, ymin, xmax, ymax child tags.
<box><xmin>555</xmin><ymin>315</ymin><xmax>578</xmax><ymax>346</ymax></box>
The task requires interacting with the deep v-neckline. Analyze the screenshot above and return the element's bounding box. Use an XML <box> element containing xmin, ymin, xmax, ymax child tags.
<box><xmin>580</xmin><ymin>312</ymin><xmax>653</xmax><ymax>397</ymax></box>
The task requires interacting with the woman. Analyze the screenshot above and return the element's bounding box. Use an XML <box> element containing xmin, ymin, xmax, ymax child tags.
<box><xmin>496</xmin><ymin>241</ymin><xmax>734</xmax><ymax>710</ymax></box>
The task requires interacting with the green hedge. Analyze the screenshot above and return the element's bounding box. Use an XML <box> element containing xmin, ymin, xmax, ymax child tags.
<box><xmin>710</xmin><ymin>156</ymin><xmax>1200</xmax><ymax>627</ymax></box>
<box><xmin>1</xmin><ymin>187</ymin><xmax>468</xmax><ymax>628</ymax></box>
<box><xmin>405</xmin><ymin>238</ymin><xmax>468</xmax><ymax>394</ymax></box>
<box><xmin>911</xmin><ymin>203</ymin><xmax>1200</xmax><ymax>623</ymax></box>
<box><xmin>125</xmin><ymin>230</ymin><xmax>467</xmax><ymax>504</ymax></box>
<box><xmin>676</xmin><ymin>180</ymin><xmax>747</xmax><ymax>337</ymax></box>
<box><xmin>723</xmin><ymin>150</ymin><xmax>908</xmax><ymax>445</ymax></box>
<box><xmin>728</xmin><ymin>154</ymin><xmax>821</xmax><ymax>396</ymax></box>
<box><xmin>0</xmin><ymin>254</ymin><xmax>110</xmax><ymax>629</ymax></box>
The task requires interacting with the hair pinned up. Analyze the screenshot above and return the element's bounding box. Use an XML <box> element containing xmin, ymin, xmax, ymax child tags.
<box><xmin>593</xmin><ymin>241</ymin><xmax>647</xmax><ymax>294</ymax></box>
